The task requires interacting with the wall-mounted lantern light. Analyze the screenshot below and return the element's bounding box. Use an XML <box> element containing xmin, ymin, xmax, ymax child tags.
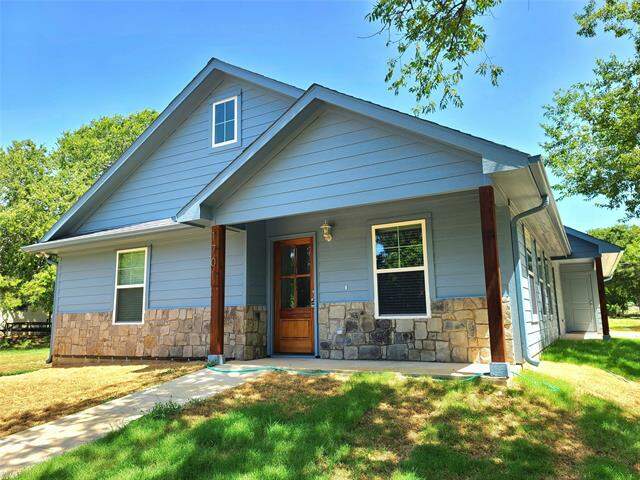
<box><xmin>320</xmin><ymin>220</ymin><xmax>333</xmax><ymax>242</ymax></box>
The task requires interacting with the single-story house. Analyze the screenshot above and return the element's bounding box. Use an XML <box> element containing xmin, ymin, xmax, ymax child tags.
<box><xmin>24</xmin><ymin>59</ymin><xmax>623</xmax><ymax>373</ymax></box>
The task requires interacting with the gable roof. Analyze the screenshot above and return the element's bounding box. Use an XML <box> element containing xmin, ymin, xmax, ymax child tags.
<box><xmin>559</xmin><ymin>226</ymin><xmax>624</xmax><ymax>278</ymax></box>
<box><xmin>176</xmin><ymin>83</ymin><xmax>532</xmax><ymax>222</ymax></box>
<box><xmin>38</xmin><ymin>59</ymin><xmax>556</xmax><ymax>248</ymax></box>
<box><xmin>40</xmin><ymin>58</ymin><xmax>304</xmax><ymax>242</ymax></box>
<box><xmin>564</xmin><ymin>226</ymin><xmax>623</xmax><ymax>255</ymax></box>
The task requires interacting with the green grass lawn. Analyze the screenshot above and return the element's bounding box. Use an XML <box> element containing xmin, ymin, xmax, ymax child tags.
<box><xmin>610</xmin><ymin>314</ymin><xmax>640</xmax><ymax>332</ymax></box>
<box><xmin>0</xmin><ymin>340</ymin><xmax>50</xmax><ymax>376</ymax></box>
<box><xmin>542</xmin><ymin>338</ymin><xmax>640</xmax><ymax>381</ymax></box>
<box><xmin>15</xmin><ymin>367</ymin><xmax>640</xmax><ymax>480</ymax></box>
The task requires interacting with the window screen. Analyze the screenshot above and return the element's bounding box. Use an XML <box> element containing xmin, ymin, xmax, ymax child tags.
<box><xmin>372</xmin><ymin>221</ymin><xmax>428</xmax><ymax>317</ymax></box>
<box><xmin>114</xmin><ymin>249</ymin><xmax>146</xmax><ymax>324</ymax></box>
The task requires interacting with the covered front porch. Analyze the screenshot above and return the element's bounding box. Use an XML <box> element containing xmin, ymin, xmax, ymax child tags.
<box><xmin>208</xmin><ymin>187</ymin><xmax>512</xmax><ymax>370</ymax></box>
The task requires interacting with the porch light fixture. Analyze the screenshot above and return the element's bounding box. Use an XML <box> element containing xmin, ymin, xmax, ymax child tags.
<box><xmin>320</xmin><ymin>220</ymin><xmax>333</xmax><ymax>242</ymax></box>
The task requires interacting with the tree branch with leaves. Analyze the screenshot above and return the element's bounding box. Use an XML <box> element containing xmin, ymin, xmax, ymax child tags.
<box><xmin>367</xmin><ymin>0</ymin><xmax>503</xmax><ymax>115</ymax></box>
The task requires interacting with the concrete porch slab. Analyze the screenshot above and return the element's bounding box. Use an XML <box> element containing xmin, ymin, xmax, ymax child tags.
<box><xmin>227</xmin><ymin>357</ymin><xmax>521</xmax><ymax>378</ymax></box>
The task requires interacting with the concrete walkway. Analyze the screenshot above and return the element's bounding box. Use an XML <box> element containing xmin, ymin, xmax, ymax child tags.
<box><xmin>0</xmin><ymin>368</ymin><xmax>262</xmax><ymax>477</ymax></box>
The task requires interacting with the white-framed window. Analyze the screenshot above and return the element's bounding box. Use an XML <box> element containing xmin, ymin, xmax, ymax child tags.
<box><xmin>371</xmin><ymin>219</ymin><xmax>430</xmax><ymax>318</ymax></box>
<box><xmin>212</xmin><ymin>96</ymin><xmax>238</xmax><ymax>147</ymax></box>
<box><xmin>113</xmin><ymin>247</ymin><xmax>148</xmax><ymax>324</ymax></box>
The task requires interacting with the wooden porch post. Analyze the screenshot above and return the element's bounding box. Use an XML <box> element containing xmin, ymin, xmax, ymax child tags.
<box><xmin>210</xmin><ymin>225</ymin><xmax>226</xmax><ymax>360</ymax></box>
<box><xmin>594</xmin><ymin>256</ymin><xmax>611</xmax><ymax>338</ymax></box>
<box><xmin>478</xmin><ymin>186</ymin><xmax>507</xmax><ymax>363</ymax></box>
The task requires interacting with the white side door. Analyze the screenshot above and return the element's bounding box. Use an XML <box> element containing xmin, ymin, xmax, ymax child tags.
<box><xmin>563</xmin><ymin>271</ymin><xmax>596</xmax><ymax>332</ymax></box>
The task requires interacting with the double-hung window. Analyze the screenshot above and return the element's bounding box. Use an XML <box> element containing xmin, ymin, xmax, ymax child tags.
<box><xmin>212</xmin><ymin>96</ymin><xmax>237</xmax><ymax>147</ymax></box>
<box><xmin>371</xmin><ymin>220</ymin><xmax>430</xmax><ymax>318</ymax></box>
<box><xmin>113</xmin><ymin>248</ymin><xmax>147</xmax><ymax>324</ymax></box>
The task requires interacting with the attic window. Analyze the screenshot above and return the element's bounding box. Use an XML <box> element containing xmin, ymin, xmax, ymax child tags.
<box><xmin>212</xmin><ymin>96</ymin><xmax>237</xmax><ymax>147</ymax></box>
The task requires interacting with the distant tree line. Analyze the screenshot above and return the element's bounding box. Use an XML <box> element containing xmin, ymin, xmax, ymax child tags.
<box><xmin>0</xmin><ymin>110</ymin><xmax>157</xmax><ymax>316</ymax></box>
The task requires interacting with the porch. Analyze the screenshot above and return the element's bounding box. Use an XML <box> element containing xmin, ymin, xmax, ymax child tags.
<box><xmin>220</xmin><ymin>357</ymin><xmax>523</xmax><ymax>379</ymax></box>
<box><xmin>210</xmin><ymin>187</ymin><xmax>512</xmax><ymax>368</ymax></box>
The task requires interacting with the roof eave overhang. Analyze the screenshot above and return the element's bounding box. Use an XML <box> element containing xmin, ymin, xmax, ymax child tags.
<box><xmin>490</xmin><ymin>157</ymin><xmax>571</xmax><ymax>257</ymax></box>
<box><xmin>23</xmin><ymin>219</ymin><xmax>192</xmax><ymax>254</ymax></box>
<box><xmin>528</xmin><ymin>157</ymin><xmax>572</xmax><ymax>255</ymax></box>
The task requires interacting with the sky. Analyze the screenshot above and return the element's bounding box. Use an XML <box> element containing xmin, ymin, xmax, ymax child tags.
<box><xmin>1</xmin><ymin>0</ymin><xmax>637</xmax><ymax>231</ymax></box>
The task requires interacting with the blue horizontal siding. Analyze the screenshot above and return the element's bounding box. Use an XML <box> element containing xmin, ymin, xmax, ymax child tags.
<box><xmin>75</xmin><ymin>77</ymin><xmax>295</xmax><ymax>234</ymax></box>
<box><xmin>56</xmin><ymin>227</ymin><xmax>247</xmax><ymax>313</ymax></box>
<box><xmin>262</xmin><ymin>191</ymin><xmax>486</xmax><ymax>304</ymax></box>
<box><xmin>213</xmin><ymin>108</ymin><xmax>486</xmax><ymax>225</ymax></box>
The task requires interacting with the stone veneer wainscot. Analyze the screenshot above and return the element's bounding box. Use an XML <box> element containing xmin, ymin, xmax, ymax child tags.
<box><xmin>54</xmin><ymin>306</ymin><xmax>267</xmax><ymax>361</ymax></box>
<box><xmin>318</xmin><ymin>297</ymin><xmax>513</xmax><ymax>363</ymax></box>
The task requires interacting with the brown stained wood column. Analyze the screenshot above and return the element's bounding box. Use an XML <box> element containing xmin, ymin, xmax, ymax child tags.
<box><xmin>478</xmin><ymin>186</ymin><xmax>507</xmax><ymax>363</ymax></box>
<box><xmin>210</xmin><ymin>225</ymin><xmax>226</xmax><ymax>356</ymax></box>
<box><xmin>594</xmin><ymin>256</ymin><xmax>611</xmax><ymax>337</ymax></box>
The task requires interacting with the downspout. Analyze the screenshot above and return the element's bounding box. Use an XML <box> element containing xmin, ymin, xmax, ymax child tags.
<box><xmin>45</xmin><ymin>256</ymin><xmax>59</xmax><ymax>364</ymax></box>
<box><xmin>510</xmin><ymin>195</ymin><xmax>550</xmax><ymax>366</ymax></box>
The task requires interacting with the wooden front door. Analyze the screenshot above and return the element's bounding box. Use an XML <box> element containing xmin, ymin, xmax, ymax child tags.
<box><xmin>274</xmin><ymin>237</ymin><xmax>314</xmax><ymax>354</ymax></box>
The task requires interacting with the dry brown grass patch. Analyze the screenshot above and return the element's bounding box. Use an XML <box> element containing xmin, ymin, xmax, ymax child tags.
<box><xmin>0</xmin><ymin>361</ymin><xmax>202</xmax><ymax>437</ymax></box>
<box><xmin>182</xmin><ymin>371</ymin><xmax>346</xmax><ymax>423</ymax></box>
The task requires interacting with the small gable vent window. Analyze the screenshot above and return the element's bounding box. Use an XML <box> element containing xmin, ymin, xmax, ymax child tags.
<box><xmin>113</xmin><ymin>247</ymin><xmax>147</xmax><ymax>324</ymax></box>
<box><xmin>212</xmin><ymin>96</ymin><xmax>238</xmax><ymax>147</ymax></box>
<box><xmin>371</xmin><ymin>220</ymin><xmax>430</xmax><ymax>318</ymax></box>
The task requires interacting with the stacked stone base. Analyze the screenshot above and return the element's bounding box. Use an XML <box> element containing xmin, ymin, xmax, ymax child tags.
<box><xmin>318</xmin><ymin>298</ymin><xmax>513</xmax><ymax>364</ymax></box>
<box><xmin>223</xmin><ymin>306</ymin><xmax>267</xmax><ymax>360</ymax></box>
<box><xmin>54</xmin><ymin>305</ymin><xmax>267</xmax><ymax>361</ymax></box>
<box><xmin>54</xmin><ymin>297</ymin><xmax>512</xmax><ymax>365</ymax></box>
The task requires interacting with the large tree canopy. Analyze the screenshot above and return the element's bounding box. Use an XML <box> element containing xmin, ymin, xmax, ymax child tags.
<box><xmin>588</xmin><ymin>224</ymin><xmax>640</xmax><ymax>314</ymax></box>
<box><xmin>0</xmin><ymin>110</ymin><xmax>157</xmax><ymax>315</ymax></box>
<box><xmin>543</xmin><ymin>0</ymin><xmax>640</xmax><ymax>219</ymax></box>
<box><xmin>367</xmin><ymin>0</ymin><xmax>502</xmax><ymax>114</ymax></box>
<box><xmin>369</xmin><ymin>0</ymin><xmax>640</xmax><ymax>219</ymax></box>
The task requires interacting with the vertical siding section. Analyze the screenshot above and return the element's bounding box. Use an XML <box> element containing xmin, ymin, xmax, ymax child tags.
<box><xmin>258</xmin><ymin>191</ymin><xmax>486</xmax><ymax>304</ymax></box>
<box><xmin>75</xmin><ymin>76</ymin><xmax>295</xmax><ymax>234</ymax></box>
<box><xmin>56</xmin><ymin>227</ymin><xmax>248</xmax><ymax>313</ymax></box>
<box><xmin>225</xmin><ymin>229</ymin><xmax>246</xmax><ymax>307</ymax></box>
<box><xmin>246</xmin><ymin>221</ymin><xmax>267</xmax><ymax>305</ymax></box>
<box><xmin>214</xmin><ymin>107</ymin><xmax>486</xmax><ymax>225</ymax></box>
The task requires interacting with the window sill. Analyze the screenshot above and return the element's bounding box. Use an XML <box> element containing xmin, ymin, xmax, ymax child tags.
<box><xmin>375</xmin><ymin>314</ymin><xmax>431</xmax><ymax>320</ymax></box>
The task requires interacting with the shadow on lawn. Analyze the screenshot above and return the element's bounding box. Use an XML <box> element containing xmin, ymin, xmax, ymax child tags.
<box><xmin>577</xmin><ymin>397</ymin><xmax>640</xmax><ymax>480</ymax></box>
<box><xmin>542</xmin><ymin>339</ymin><xmax>640</xmax><ymax>381</ymax></box>
<box><xmin>25</xmin><ymin>374</ymin><xmax>393</xmax><ymax>480</ymax></box>
<box><xmin>18</xmin><ymin>372</ymin><xmax>640</xmax><ymax>480</ymax></box>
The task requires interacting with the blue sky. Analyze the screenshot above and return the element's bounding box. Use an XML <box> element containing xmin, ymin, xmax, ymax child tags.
<box><xmin>1</xmin><ymin>0</ymin><xmax>636</xmax><ymax>231</ymax></box>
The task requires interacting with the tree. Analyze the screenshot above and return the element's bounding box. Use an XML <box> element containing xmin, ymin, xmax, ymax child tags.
<box><xmin>0</xmin><ymin>110</ymin><xmax>157</xmax><ymax>315</ymax></box>
<box><xmin>0</xmin><ymin>140</ymin><xmax>62</xmax><ymax>314</ymax></box>
<box><xmin>543</xmin><ymin>1</ymin><xmax>640</xmax><ymax>219</ymax></box>
<box><xmin>588</xmin><ymin>224</ymin><xmax>640</xmax><ymax>314</ymax></box>
<box><xmin>366</xmin><ymin>0</ymin><xmax>503</xmax><ymax>115</ymax></box>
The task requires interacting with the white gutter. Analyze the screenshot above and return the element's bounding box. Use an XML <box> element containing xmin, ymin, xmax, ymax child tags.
<box><xmin>23</xmin><ymin>219</ymin><xmax>191</xmax><ymax>254</ymax></box>
<box><xmin>511</xmin><ymin>194</ymin><xmax>550</xmax><ymax>367</ymax></box>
